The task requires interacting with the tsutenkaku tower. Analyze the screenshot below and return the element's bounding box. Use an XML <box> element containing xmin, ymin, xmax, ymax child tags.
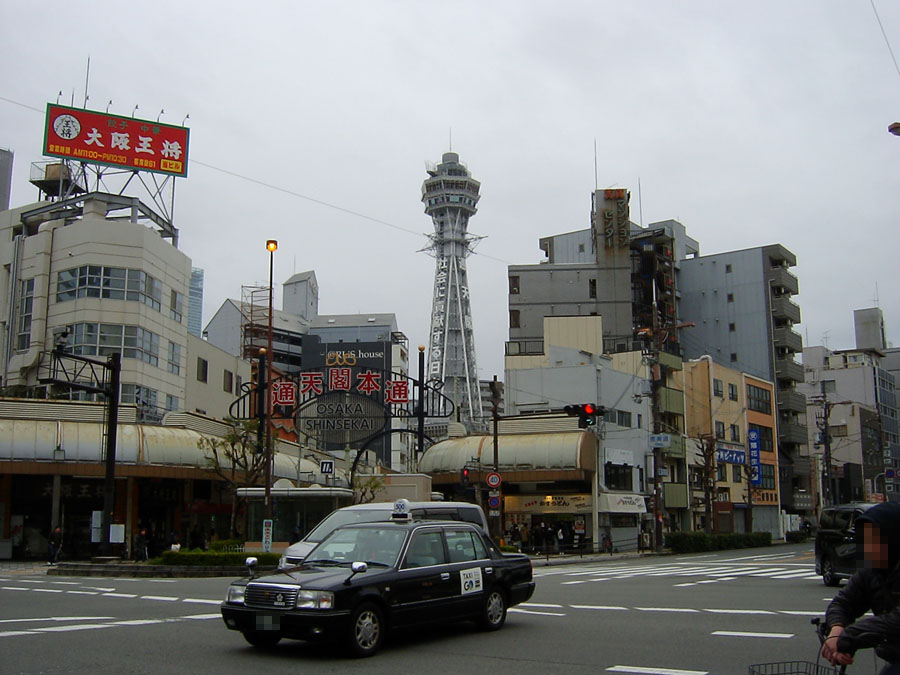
<box><xmin>421</xmin><ymin>152</ymin><xmax>483</xmax><ymax>427</ymax></box>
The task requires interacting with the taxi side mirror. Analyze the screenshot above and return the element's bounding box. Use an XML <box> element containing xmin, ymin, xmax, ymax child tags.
<box><xmin>345</xmin><ymin>561</ymin><xmax>368</xmax><ymax>585</ymax></box>
<box><xmin>245</xmin><ymin>556</ymin><xmax>258</xmax><ymax>578</ymax></box>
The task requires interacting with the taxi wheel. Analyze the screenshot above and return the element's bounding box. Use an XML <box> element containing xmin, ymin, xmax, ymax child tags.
<box><xmin>348</xmin><ymin>602</ymin><xmax>384</xmax><ymax>657</ymax></box>
<box><xmin>242</xmin><ymin>630</ymin><xmax>281</xmax><ymax>649</ymax></box>
<box><xmin>822</xmin><ymin>558</ymin><xmax>839</xmax><ymax>587</ymax></box>
<box><xmin>478</xmin><ymin>588</ymin><xmax>507</xmax><ymax>631</ymax></box>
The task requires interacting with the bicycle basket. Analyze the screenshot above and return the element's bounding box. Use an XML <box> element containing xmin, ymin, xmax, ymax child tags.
<box><xmin>748</xmin><ymin>662</ymin><xmax>842</xmax><ymax>675</ymax></box>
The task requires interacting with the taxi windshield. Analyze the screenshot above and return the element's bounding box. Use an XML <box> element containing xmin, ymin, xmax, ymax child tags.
<box><xmin>306</xmin><ymin>526</ymin><xmax>407</xmax><ymax>567</ymax></box>
<box><xmin>304</xmin><ymin>508</ymin><xmax>392</xmax><ymax>543</ymax></box>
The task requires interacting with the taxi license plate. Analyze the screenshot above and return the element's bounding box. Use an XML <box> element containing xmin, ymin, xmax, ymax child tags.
<box><xmin>255</xmin><ymin>614</ymin><xmax>280</xmax><ymax>631</ymax></box>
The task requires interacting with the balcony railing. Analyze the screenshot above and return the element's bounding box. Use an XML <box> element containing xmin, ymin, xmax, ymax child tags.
<box><xmin>768</xmin><ymin>266</ymin><xmax>799</xmax><ymax>295</ymax></box>
<box><xmin>773</xmin><ymin>327</ymin><xmax>803</xmax><ymax>354</ymax></box>
<box><xmin>779</xmin><ymin>419</ymin><xmax>808</xmax><ymax>445</ymax></box>
<box><xmin>774</xmin><ymin>357</ymin><xmax>803</xmax><ymax>383</ymax></box>
<box><xmin>770</xmin><ymin>296</ymin><xmax>801</xmax><ymax>324</ymax></box>
<box><xmin>776</xmin><ymin>388</ymin><xmax>807</xmax><ymax>413</ymax></box>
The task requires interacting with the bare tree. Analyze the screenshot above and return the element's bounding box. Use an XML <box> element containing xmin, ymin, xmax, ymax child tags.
<box><xmin>353</xmin><ymin>474</ymin><xmax>386</xmax><ymax>505</ymax></box>
<box><xmin>197</xmin><ymin>417</ymin><xmax>266</xmax><ymax>538</ymax></box>
<box><xmin>699</xmin><ymin>434</ymin><xmax>717</xmax><ymax>533</ymax></box>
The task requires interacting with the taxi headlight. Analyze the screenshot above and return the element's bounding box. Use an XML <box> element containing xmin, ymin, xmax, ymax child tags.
<box><xmin>295</xmin><ymin>590</ymin><xmax>334</xmax><ymax>610</ymax></box>
<box><xmin>225</xmin><ymin>585</ymin><xmax>246</xmax><ymax>604</ymax></box>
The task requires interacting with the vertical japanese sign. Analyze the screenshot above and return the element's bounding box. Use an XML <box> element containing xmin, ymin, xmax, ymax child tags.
<box><xmin>43</xmin><ymin>103</ymin><xmax>190</xmax><ymax>177</ymax></box>
<box><xmin>747</xmin><ymin>428</ymin><xmax>762</xmax><ymax>486</ymax></box>
<box><xmin>262</xmin><ymin>518</ymin><xmax>273</xmax><ymax>553</ymax></box>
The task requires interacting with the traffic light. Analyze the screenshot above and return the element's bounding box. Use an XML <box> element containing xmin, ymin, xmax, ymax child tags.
<box><xmin>564</xmin><ymin>403</ymin><xmax>602</xmax><ymax>428</ymax></box>
<box><xmin>460</xmin><ymin>467</ymin><xmax>470</xmax><ymax>486</ymax></box>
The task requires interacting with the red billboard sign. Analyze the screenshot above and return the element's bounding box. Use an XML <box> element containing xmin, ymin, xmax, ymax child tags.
<box><xmin>43</xmin><ymin>103</ymin><xmax>190</xmax><ymax>177</ymax></box>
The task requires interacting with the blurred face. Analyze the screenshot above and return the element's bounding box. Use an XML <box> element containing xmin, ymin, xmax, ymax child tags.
<box><xmin>862</xmin><ymin>522</ymin><xmax>889</xmax><ymax>569</ymax></box>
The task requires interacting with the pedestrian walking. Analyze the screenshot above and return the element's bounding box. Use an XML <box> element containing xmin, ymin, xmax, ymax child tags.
<box><xmin>134</xmin><ymin>528</ymin><xmax>148</xmax><ymax>562</ymax></box>
<box><xmin>48</xmin><ymin>526</ymin><xmax>62</xmax><ymax>565</ymax></box>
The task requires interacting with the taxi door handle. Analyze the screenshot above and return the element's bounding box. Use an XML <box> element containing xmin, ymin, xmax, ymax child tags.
<box><xmin>440</xmin><ymin>573</ymin><xmax>450</xmax><ymax>581</ymax></box>
<box><xmin>485</xmin><ymin>567</ymin><xmax>493</xmax><ymax>574</ymax></box>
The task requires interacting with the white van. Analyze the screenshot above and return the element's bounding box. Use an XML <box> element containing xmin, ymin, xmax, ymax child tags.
<box><xmin>278</xmin><ymin>501</ymin><xmax>489</xmax><ymax>569</ymax></box>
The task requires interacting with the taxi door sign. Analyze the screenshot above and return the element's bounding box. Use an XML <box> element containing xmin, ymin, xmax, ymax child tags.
<box><xmin>460</xmin><ymin>567</ymin><xmax>483</xmax><ymax>595</ymax></box>
<box><xmin>262</xmin><ymin>519</ymin><xmax>273</xmax><ymax>553</ymax></box>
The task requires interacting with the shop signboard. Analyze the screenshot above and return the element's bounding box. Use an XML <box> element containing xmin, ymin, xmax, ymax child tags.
<box><xmin>43</xmin><ymin>103</ymin><xmax>190</xmax><ymax>177</ymax></box>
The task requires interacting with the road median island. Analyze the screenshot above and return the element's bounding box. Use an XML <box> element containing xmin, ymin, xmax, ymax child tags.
<box><xmin>47</xmin><ymin>551</ymin><xmax>280</xmax><ymax>578</ymax></box>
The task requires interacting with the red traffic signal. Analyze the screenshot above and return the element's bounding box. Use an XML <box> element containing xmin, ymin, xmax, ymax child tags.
<box><xmin>564</xmin><ymin>403</ymin><xmax>602</xmax><ymax>428</ymax></box>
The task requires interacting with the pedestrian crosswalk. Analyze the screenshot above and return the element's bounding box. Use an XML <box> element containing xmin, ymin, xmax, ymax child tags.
<box><xmin>534</xmin><ymin>560</ymin><xmax>820</xmax><ymax>586</ymax></box>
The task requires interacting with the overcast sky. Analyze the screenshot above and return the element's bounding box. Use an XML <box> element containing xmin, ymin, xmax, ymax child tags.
<box><xmin>3</xmin><ymin>1</ymin><xmax>900</xmax><ymax>379</ymax></box>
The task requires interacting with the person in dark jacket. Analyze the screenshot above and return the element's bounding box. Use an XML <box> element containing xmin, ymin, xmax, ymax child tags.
<box><xmin>821</xmin><ymin>502</ymin><xmax>900</xmax><ymax>672</ymax></box>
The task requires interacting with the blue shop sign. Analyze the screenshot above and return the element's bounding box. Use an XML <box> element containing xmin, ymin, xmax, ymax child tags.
<box><xmin>716</xmin><ymin>447</ymin><xmax>746</xmax><ymax>464</ymax></box>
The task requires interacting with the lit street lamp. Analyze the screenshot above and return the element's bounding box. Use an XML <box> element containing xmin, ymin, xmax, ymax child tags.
<box><xmin>265</xmin><ymin>239</ymin><xmax>277</xmax><ymax>523</ymax></box>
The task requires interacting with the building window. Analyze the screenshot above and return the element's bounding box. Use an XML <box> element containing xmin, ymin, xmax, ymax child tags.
<box><xmin>170</xmin><ymin>290</ymin><xmax>184</xmax><ymax>323</ymax></box>
<box><xmin>56</xmin><ymin>265</ymin><xmax>162</xmax><ymax>310</ymax></box>
<box><xmin>749</xmin><ymin>424</ymin><xmax>774</xmax><ymax>452</ymax></box>
<box><xmin>730</xmin><ymin>353</ymin><xmax>738</xmax><ymax>362</ymax></box>
<box><xmin>167</xmin><ymin>342</ymin><xmax>182</xmax><ymax>375</ymax></box>
<box><xmin>730</xmin><ymin>424</ymin><xmax>741</xmax><ymax>442</ymax></box>
<box><xmin>747</xmin><ymin>384</ymin><xmax>772</xmax><ymax>414</ymax></box>
<box><xmin>235</xmin><ymin>374</ymin><xmax>243</xmax><ymax>394</ymax></box>
<box><xmin>589</xmin><ymin>278</ymin><xmax>597</xmax><ymax>298</ymax></box>
<box><xmin>121</xmin><ymin>383</ymin><xmax>158</xmax><ymax>411</ymax></box>
<box><xmin>165</xmin><ymin>394</ymin><xmax>179</xmax><ymax>411</ymax></box>
<box><xmin>728</xmin><ymin>383</ymin><xmax>738</xmax><ymax>401</ymax></box>
<box><xmin>223</xmin><ymin>369</ymin><xmax>233</xmax><ymax>393</ymax></box>
<box><xmin>725</xmin><ymin>264</ymin><xmax>732</xmax><ymax>273</ymax></box>
<box><xmin>16</xmin><ymin>278</ymin><xmax>35</xmax><ymax>351</ymax></box>
<box><xmin>729</xmin><ymin>322</ymin><xmax>736</xmax><ymax>332</ymax></box>
<box><xmin>727</xmin><ymin>293</ymin><xmax>734</xmax><ymax>302</ymax></box>
<box><xmin>604</xmin><ymin>463</ymin><xmax>633</xmax><ymax>491</ymax></box>
<box><xmin>715</xmin><ymin>420</ymin><xmax>725</xmax><ymax>439</ymax></box>
<box><xmin>732</xmin><ymin>464</ymin><xmax>742</xmax><ymax>482</ymax></box>
<box><xmin>197</xmin><ymin>357</ymin><xmax>208</xmax><ymax>383</ymax></box>
<box><xmin>717</xmin><ymin>464</ymin><xmax>727</xmax><ymax>481</ymax></box>
<box><xmin>617</xmin><ymin>410</ymin><xmax>632</xmax><ymax>427</ymax></box>
<box><xmin>508</xmin><ymin>276</ymin><xmax>519</xmax><ymax>295</ymax></box>
<box><xmin>760</xmin><ymin>463</ymin><xmax>776</xmax><ymax>489</ymax></box>
<box><xmin>62</xmin><ymin>322</ymin><xmax>158</xmax><ymax>365</ymax></box>
<box><xmin>578</xmin><ymin>243</ymin><xmax>585</xmax><ymax>253</ymax></box>
<box><xmin>713</xmin><ymin>378</ymin><xmax>724</xmax><ymax>397</ymax></box>
<box><xmin>509</xmin><ymin>310</ymin><xmax>520</xmax><ymax>328</ymax></box>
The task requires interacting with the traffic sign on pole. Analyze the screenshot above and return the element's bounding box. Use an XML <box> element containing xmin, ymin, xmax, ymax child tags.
<box><xmin>486</xmin><ymin>472</ymin><xmax>502</xmax><ymax>488</ymax></box>
<box><xmin>488</xmin><ymin>495</ymin><xmax>501</xmax><ymax>509</ymax></box>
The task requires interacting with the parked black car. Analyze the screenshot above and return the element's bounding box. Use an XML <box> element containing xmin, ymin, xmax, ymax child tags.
<box><xmin>221</xmin><ymin>502</ymin><xmax>535</xmax><ymax>657</ymax></box>
<box><xmin>814</xmin><ymin>502</ymin><xmax>874</xmax><ymax>586</ymax></box>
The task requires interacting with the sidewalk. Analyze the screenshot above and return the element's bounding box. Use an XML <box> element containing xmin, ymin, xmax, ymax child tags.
<box><xmin>527</xmin><ymin>548</ymin><xmax>663</xmax><ymax>567</ymax></box>
<box><xmin>0</xmin><ymin>560</ymin><xmax>49</xmax><ymax>575</ymax></box>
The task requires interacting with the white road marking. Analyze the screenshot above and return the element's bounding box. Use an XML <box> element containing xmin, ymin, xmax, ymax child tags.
<box><xmin>111</xmin><ymin>619</ymin><xmax>165</xmax><ymax>626</ymax></box>
<box><xmin>635</xmin><ymin>607</ymin><xmax>700</xmax><ymax>613</ymax></box>
<box><xmin>82</xmin><ymin>586</ymin><xmax>116</xmax><ymax>592</ymax></box>
<box><xmin>35</xmin><ymin>623</ymin><xmax>116</xmax><ymax>633</ymax></box>
<box><xmin>703</xmin><ymin>609</ymin><xmax>776</xmax><ymax>615</ymax></box>
<box><xmin>1</xmin><ymin>586</ymin><xmax>30</xmax><ymax>591</ymax></box>
<box><xmin>508</xmin><ymin>608</ymin><xmax>566</xmax><ymax>617</ymax></box>
<box><xmin>182</xmin><ymin>598</ymin><xmax>221</xmax><ymax>605</ymax></box>
<box><xmin>778</xmin><ymin>610</ymin><xmax>822</xmax><ymax>616</ymax></box>
<box><xmin>48</xmin><ymin>581</ymin><xmax>80</xmax><ymax>585</ymax></box>
<box><xmin>0</xmin><ymin>616</ymin><xmax>115</xmax><ymax>624</ymax></box>
<box><xmin>570</xmin><ymin>604</ymin><xmax>628</xmax><ymax>611</ymax></box>
<box><xmin>102</xmin><ymin>592</ymin><xmax>137</xmax><ymax>598</ymax></box>
<box><xmin>0</xmin><ymin>630</ymin><xmax>38</xmax><ymax>637</ymax></box>
<box><xmin>180</xmin><ymin>613</ymin><xmax>221</xmax><ymax>620</ymax></box>
<box><xmin>608</xmin><ymin>666</ymin><xmax>708</xmax><ymax>674</ymax></box>
<box><xmin>712</xmin><ymin>630</ymin><xmax>794</xmax><ymax>639</ymax></box>
<box><xmin>66</xmin><ymin>591</ymin><xmax>98</xmax><ymax>595</ymax></box>
<box><xmin>140</xmin><ymin>595</ymin><xmax>178</xmax><ymax>602</ymax></box>
<box><xmin>521</xmin><ymin>602</ymin><xmax>563</xmax><ymax>608</ymax></box>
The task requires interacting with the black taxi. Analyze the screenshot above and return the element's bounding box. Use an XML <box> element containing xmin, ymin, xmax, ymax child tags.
<box><xmin>221</xmin><ymin>499</ymin><xmax>535</xmax><ymax>657</ymax></box>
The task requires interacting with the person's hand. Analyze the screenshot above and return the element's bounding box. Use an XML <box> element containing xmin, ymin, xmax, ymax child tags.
<box><xmin>820</xmin><ymin>625</ymin><xmax>854</xmax><ymax>666</ymax></box>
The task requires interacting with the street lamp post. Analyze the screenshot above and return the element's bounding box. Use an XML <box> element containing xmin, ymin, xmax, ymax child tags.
<box><xmin>265</xmin><ymin>240</ymin><xmax>277</xmax><ymax>522</ymax></box>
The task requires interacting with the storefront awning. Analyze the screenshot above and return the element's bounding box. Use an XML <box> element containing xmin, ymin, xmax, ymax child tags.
<box><xmin>599</xmin><ymin>492</ymin><xmax>647</xmax><ymax>514</ymax></box>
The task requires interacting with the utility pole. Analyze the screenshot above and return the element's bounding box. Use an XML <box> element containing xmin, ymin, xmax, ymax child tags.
<box><xmin>489</xmin><ymin>376</ymin><xmax>503</xmax><ymax>540</ymax></box>
<box><xmin>816</xmin><ymin>381</ymin><xmax>835</xmax><ymax>508</ymax></box>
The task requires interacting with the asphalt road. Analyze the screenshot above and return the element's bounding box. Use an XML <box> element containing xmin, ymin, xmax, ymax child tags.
<box><xmin>2</xmin><ymin>543</ymin><xmax>886</xmax><ymax>674</ymax></box>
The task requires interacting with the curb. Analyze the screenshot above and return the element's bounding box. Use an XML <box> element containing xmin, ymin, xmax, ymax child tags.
<box><xmin>47</xmin><ymin>562</ymin><xmax>276</xmax><ymax>578</ymax></box>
